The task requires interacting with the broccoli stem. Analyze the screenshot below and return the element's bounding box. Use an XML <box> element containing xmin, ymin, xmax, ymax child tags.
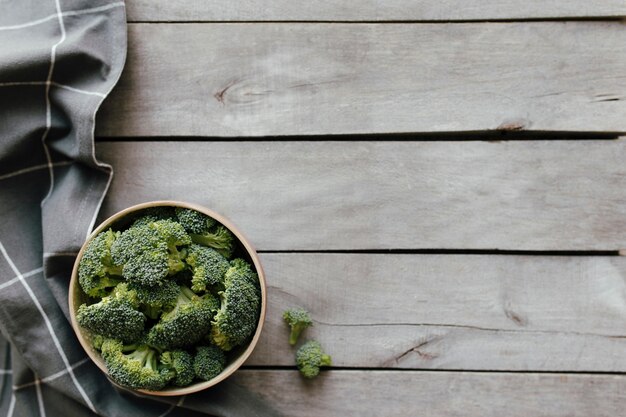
<box><xmin>321</xmin><ymin>354</ymin><xmax>332</xmax><ymax>367</ymax></box>
<box><xmin>106</xmin><ymin>265</ymin><xmax>124</xmax><ymax>276</ymax></box>
<box><xmin>180</xmin><ymin>286</ymin><xmax>196</xmax><ymax>301</ymax></box>
<box><xmin>289</xmin><ymin>328</ymin><xmax>303</xmax><ymax>346</ymax></box>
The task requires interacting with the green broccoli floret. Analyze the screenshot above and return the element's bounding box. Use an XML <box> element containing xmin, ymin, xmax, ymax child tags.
<box><xmin>133</xmin><ymin>206</ymin><xmax>176</xmax><ymax>226</ymax></box>
<box><xmin>295</xmin><ymin>340</ymin><xmax>331</xmax><ymax>379</ymax></box>
<box><xmin>160</xmin><ymin>350</ymin><xmax>195</xmax><ymax>387</ymax></box>
<box><xmin>110</xmin><ymin>220</ymin><xmax>190</xmax><ymax>287</ymax></box>
<box><xmin>101</xmin><ymin>339</ymin><xmax>173</xmax><ymax>390</ymax></box>
<box><xmin>186</xmin><ymin>244</ymin><xmax>229</xmax><ymax>293</ymax></box>
<box><xmin>147</xmin><ymin>286</ymin><xmax>219</xmax><ymax>350</ymax></box>
<box><xmin>175</xmin><ymin>208</ymin><xmax>217</xmax><ymax>234</ymax></box>
<box><xmin>78</xmin><ymin>229</ymin><xmax>123</xmax><ymax>297</ymax></box>
<box><xmin>77</xmin><ymin>283</ymin><xmax>145</xmax><ymax>344</ymax></box>
<box><xmin>128</xmin><ymin>280</ymin><xmax>180</xmax><ymax>320</ymax></box>
<box><xmin>210</xmin><ymin>259</ymin><xmax>261</xmax><ymax>351</ymax></box>
<box><xmin>193</xmin><ymin>345</ymin><xmax>226</xmax><ymax>381</ymax></box>
<box><xmin>190</xmin><ymin>225</ymin><xmax>236</xmax><ymax>259</ymax></box>
<box><xmin>283</xmin><ymin>307</ymin><xmax>313</xmax><ymax>346</ymax></box>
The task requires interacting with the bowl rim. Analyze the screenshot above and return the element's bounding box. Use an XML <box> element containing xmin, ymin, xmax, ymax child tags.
<box><xmin>68</xmin><ymin>200</ymin><xmax>267</xmax><ymax>396</ymax></box>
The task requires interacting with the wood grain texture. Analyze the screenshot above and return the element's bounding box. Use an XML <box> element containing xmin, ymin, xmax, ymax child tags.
<box><xmin>245</xmin><ymin>254</ymin><xmax>626</xmax><ymax>371</ymax></box>
<box><xmin>96</xmin><ymin>140</ymin><xmax>626</xmax><ymax>251</ymax></box>
<box><xmin>96</xmin><ymin>22</ymin><xmax>626</xmax><ymax>137</ymax></box>
<box><xmin>126</xmin><ymin>0</ymin><xmax>626</xmax><ymax>21</ymax></box>
<box><xmin>230</xmin><ymin>370</ymin><xmax>626</xmax><ymax>417</ymax></box>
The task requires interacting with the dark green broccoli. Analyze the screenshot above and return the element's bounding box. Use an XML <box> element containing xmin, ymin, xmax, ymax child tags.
<box><xmin>77</xmin><ymin>283</ymin><xmax>145</xmax><ymax>344</ymax></box>
<box><xmin>175</xmin><ymin>208</ymin><xmax>217</xmax><ymax>234</ymax></box>
<box><xmin>283</xmin><ymin>307</ymin><xmax>313</xmax><ymax>346</ymax></box>
<box><xmin>160</xmin><ymin>350</ymin><xmax>195</xmax><ymax>387</ymax></box>
<box><xmin>193</xmin><ymin>345</ymin><xmax>226</xmax><ymax>381</ymax></box>
<box><xmin>110</xmin><ymin>220</ymin><xmax>190</xmax><ymax>287</ymax></box>
<box><xmin>190</xmin><ymin>225</ymin><xmax>236</xmax><ymax>259</ymax></box>
<box><xmin>210</xmin><ymin>259</ymin><xmax>261</xmax><ymax>351</ymax></box>
<box><xmin>101</xmin><ymin>339</ymin><xmax>173</xmax><ymax>390</ymax></box>
<box><xmin>147</xmin><ymin>286</ymin><xmax>219</xmax><ymax>350</ymax></box>
<box><xmin>131</xmin><ymin>207</ymin><xmax>177</xmax><ymax>228</ymax></box>
<box><xmin>186</xmin><ymin>244</ymin><xmax>229</xmax><ymax>293</ymax></box>
<box><xmin>295</xmin><ymin>340</ymin><xmax>331</xmax><ymax>379</ymax></box>
<box><xmin>128</xmin><ymin>280</ymin><xmax>180</xmax><ymax>320</ymax></box>
<box><xmin>78</xmin><ymin>229</ymin><xmax>123</xmax><ymax>297</ymax></box>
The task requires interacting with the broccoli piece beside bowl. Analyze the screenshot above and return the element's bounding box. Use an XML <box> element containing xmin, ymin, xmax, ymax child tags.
<box><xmin>296</xmin><ymin>340</ymin><xmax>331</xmax><ymax>379</ymax></box>
<box><xmin>283</xmin><ymin>307</ymin><xmax>313</xmax><ymax>346</ymax></box>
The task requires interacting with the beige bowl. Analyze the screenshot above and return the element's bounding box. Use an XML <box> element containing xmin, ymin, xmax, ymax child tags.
<box><xmin>69</xmin><ymin>201</ymin><xmax>267</xmax><ymax>396</ymax></box>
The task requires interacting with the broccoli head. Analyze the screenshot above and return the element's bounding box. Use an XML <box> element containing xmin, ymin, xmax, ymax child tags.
<box><xmin>175</xmin><ymin>208</ymin><xmax>217</xmax><ymax>234</ymax></box>
<box><xmin>295</xmin><ymin>340</ymin><xmax>331</xmax><ymax>379</ymax></box>
<box><xmin>283</xmin><ymin>307</ymin><xmax>313</xmax><ymax>346</ymax></box>
<box><xmin>210</xmin><ymin>259</ymin><xmax>261</xmax><ymax>351</ymax></box>
<box><xmin>147</xmin><ymin>286</ymin><xmax>219</xmax><ymax>350</ymax></box>
<box><xmin>133</xmin><ymin>207</ymin><xmax>176</xmax><ymax>225</ymax></box>
<box><xmin>76</xmin><ymin>283</ymin><xmax>145</xmax><ymax>344</ymax></box>
<box><xmin>128</xmin><ymin>280</ymin><xmax>179</xmax><ymax>320</ymax></box>
<box><xmin>186</xmin><ymin>244</ymin><xmax>229</xmax><ymax>293</ymax></box>
<box><xmin>189</xmin><ymin>225</ymin><xmax>236</xmax><ymax>259</ymax></box>
<box><xmin>110</xmin><ymin>220</ymin><xmax>190</xmax><ymax>287</ymax></box>
<box><xmin>193</xmin><ymin>345</ymin><xmax>226</xmax><ymax>381</ymax></box>
<box><xmin>78</xmin><ymin>229</ymin><xmax>123</xmax><ymax>297</ymax></box>
<box><xmin>101</xmin><ymin>339</ymin><xmax>173</xmax><ymax>390</ymax></box>
<box><xmin>160</xmin><ymin>350</ymin><xmax>194</xmax><ymax>387</ymax></box>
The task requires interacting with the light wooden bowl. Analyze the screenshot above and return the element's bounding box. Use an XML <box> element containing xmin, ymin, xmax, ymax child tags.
<box><xmin>69</xmin><ymin>201</ymin><xmax>267</xmax><ymax>396</ymax></box>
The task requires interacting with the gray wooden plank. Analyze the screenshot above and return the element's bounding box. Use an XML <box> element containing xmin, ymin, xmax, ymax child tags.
<box><xmin>126</xmin><ymin>1</ymin><xmax>626</xmax><ymax>21</ymax></box>
<box><xmin>230</xmin><ymin>370</ymin><xmax>626</xmax><ymax>417</ymax></box>
<box><xmin>96</xmin><ymin>22</ymin><xmax>626</xmax><ymax>137</ymax></box>
<box><xmin>246</xmin><ymin>254</ymin><xmax>626</xmax><ymax>371</ymax></box>
<box><xmin>96</xmin><ymin>140</ymin><xmax>626</xmax><ymax>251</ymax></box>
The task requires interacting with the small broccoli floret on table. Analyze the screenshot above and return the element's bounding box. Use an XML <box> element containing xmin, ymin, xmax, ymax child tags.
<box><xmin>189</xmin><ymin>225</ymin><xmax>236</xmax><ymax>259</ymax></box>
<box><xmin>128</xmin><ymin>280</ymin><xmax>180</xmax><ymax>319</ymax></box>
<box><xmin>283</xmin><ymin>307</ymin><xmax>313</xmax><ymax>346</ymax></box>
<box><xmin>296</xmin><ymin>340</ymin><xmax>332</xmax><ymax>379</ymax></box>
<box><xmin>147</xmin><ymin>286</ymin><xmax>219</xmax><ymax>350</ymax></box>
<box><xmin>78</xmin><ymin>229</ymin><xmax>123</xmax><ymax>297</ymax></box>
<box><xmin>175</xmin><ymin>208</ymin><xmax>217</xmax><ymax>234</ymax></box>
<box><xmin>210</xmin><ymin>259</ymin><xmax>261</xmax><ymax>351</ymax></box>
<box><xmin>160</xmin><ymin>349</ymin><xmax>195</xmax><ymax>387</ymax></box>
<box><xmin>193</xmin><ymin>345</ymin><xmax>226</xmax><ymax>381</ymax></box>
<box><xmin>110</xmin><ymin>220</ymin><xmax>190</xmax><ymax>287</ymax></box>
<box><xmin>101</xmin><ymin>339</ymin><xmax>173</xmax><ymax>390</ymax></box>
<box><xmin>186</xmin><ymin>244</ymin><xmax>229</xmax><ymax>293</ymax></box>
<box><xmin>77</xmin><ymin>283</ymin><xmax>145</xmax><ymax>344</ymax></box>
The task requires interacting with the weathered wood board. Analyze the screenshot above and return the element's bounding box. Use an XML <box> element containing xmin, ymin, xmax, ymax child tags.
<box><xmin>126</xmin><ymin>1</ymin><xmax>626</xmax><ymax>22</ymax></box>
<box><xmin>228</xmin><ymin>370</ymin><xmax>626</xmax><ymax>417</ymax></box>
<box><xmin>96</xmin><ymin>140</ymin><xmax>626</xmax><ymax>251</ymax></box>
<box><xmin>246</xmin><ymin>254</ymin><xmax>626</xmax><ymax>371</ymax></box>
<box><xmin>96</xmin><ymin>22</ymin><xmax>626</xmax><ymax>137</ymax></box>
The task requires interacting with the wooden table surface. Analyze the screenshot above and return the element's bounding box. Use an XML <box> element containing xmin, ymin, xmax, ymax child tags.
<box><xmin>95</xmin><ymin>3</ymin><xmax>626</xmax><ymax>416</ymax></box>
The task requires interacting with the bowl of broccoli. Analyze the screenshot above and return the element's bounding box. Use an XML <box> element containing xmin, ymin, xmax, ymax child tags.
<box><xmin>68</xmin><ymin>201</ymin><xmax>266</xmax><ymax>396</ymax></box>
